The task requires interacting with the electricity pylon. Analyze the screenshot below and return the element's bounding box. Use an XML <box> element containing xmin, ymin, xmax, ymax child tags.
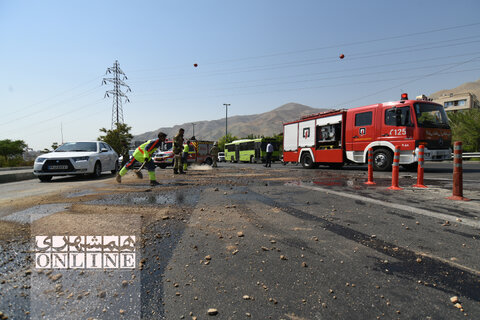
<box><xmin>102</xmin><ymin>60</ymin><xmax>131</xmax><ymax>129</ymax></box>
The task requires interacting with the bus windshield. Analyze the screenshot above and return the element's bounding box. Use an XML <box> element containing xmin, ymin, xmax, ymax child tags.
<box><xmin>414</xmin><ymin>103</ymin><xmax>450</xmax><ymax>128</ymax></box>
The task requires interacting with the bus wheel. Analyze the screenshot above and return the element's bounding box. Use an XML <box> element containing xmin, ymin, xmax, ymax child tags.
<box><xmin>301</xmin><ymin>153</ymin><xmax>315</xmax><ymax>169</ymax></box>
<box><xmin>373</xmin><ymin>148</ymin><xmax>393</xmax><ymax>171</ymax></box>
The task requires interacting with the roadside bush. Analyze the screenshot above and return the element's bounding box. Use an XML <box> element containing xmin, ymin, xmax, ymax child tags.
<box><xmin>0</xmin><ymin>156</ymin><xmax>34</xmax><ymax>168</ymax></box>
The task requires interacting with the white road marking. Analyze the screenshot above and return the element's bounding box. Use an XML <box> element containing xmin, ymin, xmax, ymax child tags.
<box><xmin>291</xmin><ymin>183</ymin><xmax>480</xmax><ymax>229</ymax></box>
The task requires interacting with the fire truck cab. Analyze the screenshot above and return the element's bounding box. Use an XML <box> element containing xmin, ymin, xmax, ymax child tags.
<box><xmin>283</xmin><ymin>94</ymin><xmax>452</xmax><ymax>171</ymax></box>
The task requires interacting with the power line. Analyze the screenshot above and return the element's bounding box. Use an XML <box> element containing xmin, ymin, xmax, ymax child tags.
<box><xmin>3</xmin><ymin>75</ymin><xmax>103</xmax><ymax>118</ymax></box>
<box><xmin>198</xmin><ymin>22</ymin><xmax>480</xmax><ymax>66</ymax></box>
<box><xmin>130</xmin><ymin>66</ymin><xmax>480</xmax><ymax>106</ymax></box>
<box><xmin>128</xmin><ymin>34</ymin><xmax>480</xmax><ymax>85</ymax></box>
<box><xmin>336</xmin><ymin>55</ymin><xmax>480</xmax><ymax>107</ymax></box>
<box><xmin>1</xmin><ymin>99</ymin><xmax>105</xmax><ymax>136</ymax></box>
<box><xmin>131</xmin><ymin>54</ymin><xmax>480</xmax><ymax>98</ymax></box>
<box><xmin>0</xmin><ymin>84</ymin><xmax>103</xmax><ymax>126</ymax></box>
<box><xmin>127</xmin><ymin>21</ymin><xmax>480</xmax><ymax>73</ymax></box>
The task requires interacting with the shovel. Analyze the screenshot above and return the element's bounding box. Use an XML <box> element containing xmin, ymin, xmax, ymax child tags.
<box><xmin>134</xmin><ymin>161</ymin><xmax>146</xmax><ymax>179</ymax></box>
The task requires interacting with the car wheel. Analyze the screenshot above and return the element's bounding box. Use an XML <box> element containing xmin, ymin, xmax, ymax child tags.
<box><xmin>111</xmin><ymin>162</ymin><xmax>119</xmax><ymax>174</ymax></box>
<box><xmin>373</xmin><ymin>148</ymin><xmax>393</xmax><ymax>171</ymax></box>
<box><xmin>38</xmin><ymin>175</ymin><xmax>52</xmax><ymax>182</ymax></box>
<box><xmin>92</xmin><ymin>161</ymin><xmax>102</xmax><ymax>178</ymax></box>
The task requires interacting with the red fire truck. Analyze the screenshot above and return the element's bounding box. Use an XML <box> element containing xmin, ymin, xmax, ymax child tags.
<box><xmin>283</xmin><ymin>94</ymin><xmax>452</xmax><ymax>171</ymax></box>
<box><xmin>153</xmin><ymin>140</ymin><xmax>215</xmax><ymax>168</ymax></box>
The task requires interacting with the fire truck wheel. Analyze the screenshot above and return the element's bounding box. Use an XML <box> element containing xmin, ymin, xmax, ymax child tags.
<box><xmin>301</xmin><ymin>153</ymin><xmax>315</xmax><ymax>169</ymax></box>
<box><xmin>372</xmin><ymin>148</ymin><xmax>392</xmax><ymax>171</ymax></box>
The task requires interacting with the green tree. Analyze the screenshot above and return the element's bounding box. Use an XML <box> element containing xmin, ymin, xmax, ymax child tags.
<box><xmin>218</xmin><ymin>133</ymin><xmax>238</xmax><ymax>151</ymax></box>
<box><xmin>242</xmin><ymin>134</ymin><xmax>260</xmax><ymax>139</ymax></box>
<box><xmin>448</xmin><ymin>109</ymin><xmax>480</xmax><ymax>152</ymax></box>
<box><xmin>98</xmin><ymin>123</ymin><xmax>134</xmax><ymax>155</ymax></box>
<box><xmin>0</xmin><ymin>139</ymin><xmax>28</xmax><ymax>160</ymax></box>
<box><xmin>51</xmin><ymin>142</ymin><xmax>59</xmax><ymax>150</ymax></box>
<box><xmin>0</xmin><ymin>139</ymin><xmax>28</xmax><ymax>167</ymax></box>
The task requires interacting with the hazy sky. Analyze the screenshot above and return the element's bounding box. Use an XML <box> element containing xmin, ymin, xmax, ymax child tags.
<box><xmin>1</xmin><ymin>0</ymin><xmax>480</xmax><ymax>150</ymax></box>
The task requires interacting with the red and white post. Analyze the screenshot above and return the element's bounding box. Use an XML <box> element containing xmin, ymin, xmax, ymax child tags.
<box><xmin>388</xmin><ymin>146</ymin><xmax>403</xmax><ymax>190</ymax></box>
<box><xmin>447</xmin><ymin>141</ymin><xmax>470</xmax><ymax>201</ymax></box>
<box><xmin>413</xmin><ymin>145</ymin><xmax>427</xmax><ymax>188</ymax></box>
<box><xmin>364</xmin><ymin>148</ymin><xmax>376</xmax><ymax>185</ymax></box>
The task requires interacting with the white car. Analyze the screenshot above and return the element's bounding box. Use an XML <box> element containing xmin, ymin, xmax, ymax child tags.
<box><xmin>218</xmin><ymin>152</ymin><xmax>226</xmax><ymax>162</ymax></box>
<box><xmin>33</xmin><ymin>141</ymin><xmax>119</xmax><ymax>182</ymax></box>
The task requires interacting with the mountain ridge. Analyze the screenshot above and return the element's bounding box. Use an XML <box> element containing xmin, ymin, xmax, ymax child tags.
<box><xmin>133</xmin><ymin>102</ymin><xmax>328</xmax><ymax>142</ymax></box>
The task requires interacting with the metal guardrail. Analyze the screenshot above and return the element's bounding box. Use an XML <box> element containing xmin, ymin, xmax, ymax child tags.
<box><xmin>452</xmin><ymin>152</ymin><xmax>480</xmax><ymax>159</ymax></box>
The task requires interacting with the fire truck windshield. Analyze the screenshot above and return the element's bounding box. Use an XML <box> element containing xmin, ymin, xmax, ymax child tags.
<box><xmin>414</xmin><ymin>103</ymin><xmax>450</xmax><ymax>128</ymax></box>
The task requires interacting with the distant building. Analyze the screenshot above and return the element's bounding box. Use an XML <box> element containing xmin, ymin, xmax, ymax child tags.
<box><xmin>432</xmin><ymin>92</ymin><xmax>480</xmax><ymax>113</ymax></box>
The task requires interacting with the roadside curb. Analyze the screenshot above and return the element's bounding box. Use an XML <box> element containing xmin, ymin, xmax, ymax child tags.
<box><xmin>0</xmin><ymin>166</ymin><xmax>33</xmax><ymax>171</ymax></box>
<box><xmin>0</xmin><ymin>170</ymin><xmax>36</xmax><ymax>184</ymax></box>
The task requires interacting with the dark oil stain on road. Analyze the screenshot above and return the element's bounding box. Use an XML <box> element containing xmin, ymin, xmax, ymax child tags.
<box><xmin>385</xmin><ymin>210</ymin><xmax>415</xmax><ymax>220</ymax></box>
<box><xmin>87</xmin><ymin>191</ymin><xmax>199</xmax><ymax>207</ymax></box>
<box><xmin>442</xmin><ymin>228</ymin><xmax>480</xmax><ymax>240</ymax></box>
<box><xmin>139</xmin><ymin>216</ymin><xmax>189</xmax><ymax>319</ymax></box>
<box><xmin>241</xmin><ymin>190</ymin><xmax>480</xmax><ymax>304</ymax></box>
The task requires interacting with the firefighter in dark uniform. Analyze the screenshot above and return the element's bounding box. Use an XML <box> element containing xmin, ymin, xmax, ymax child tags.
<box><xmin>209</xmin><ymin>142</ymin><xmax>219</xmax><ymax>168</ymax></box>
<box><xmin>173</xmin><ymin>128</ymin><xmax>185</xmax><ymax>174</ymax></box>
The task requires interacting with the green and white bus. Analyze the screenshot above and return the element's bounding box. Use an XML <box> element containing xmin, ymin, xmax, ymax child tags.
<box><xmin>224</xmin><ymin>138</ymin><xmax>281</xmax><ymax>163</ymax></box>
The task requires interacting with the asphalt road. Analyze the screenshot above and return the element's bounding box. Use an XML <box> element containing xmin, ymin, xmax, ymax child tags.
<box><xmin>0</xmin><ymin>162</ymin><xmax>479</xmax><ymax>319</ymax></box>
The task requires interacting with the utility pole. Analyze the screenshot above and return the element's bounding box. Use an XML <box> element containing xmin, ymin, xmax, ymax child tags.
<box><xmin>223</xmin><ymin>103</ymin><xmax>230</xmax><ymax>139</ymax></box>
<box><xmin>192</xmin><ymin>123</ymin><xmax>196</xmax><ymax>138</ymax></box>
<box><xmin>103</xmin><ymin>60</ymin><xmax>131</xmax><ymax>129</ymax></box>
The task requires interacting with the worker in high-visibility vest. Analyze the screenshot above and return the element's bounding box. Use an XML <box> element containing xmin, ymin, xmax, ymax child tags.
<box><xmin>116</xmin><ymin>132</ymin><xmax>167</xmax><ymax>186</ymax></box>
<box><xmin>182</xmin><ymin>141</ymin><xmax>190</xmax><ymax>172</ymax></box>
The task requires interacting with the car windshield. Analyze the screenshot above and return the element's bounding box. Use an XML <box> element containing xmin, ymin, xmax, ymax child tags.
<box><xmin>55</xmin><ymin>142</ymin><xmax>98</xmax><ymax>152</ymax></box>
<box><xmin>414</xmin><ymin>103</ymin><xmax>450</xmax><ymax>128</ymax></box>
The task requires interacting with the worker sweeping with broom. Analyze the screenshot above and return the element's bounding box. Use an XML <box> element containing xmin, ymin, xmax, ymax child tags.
<box><xmin>116</xmin><ymin>131</ymin><xmax>167</xmax><ymax>186</ymax></box>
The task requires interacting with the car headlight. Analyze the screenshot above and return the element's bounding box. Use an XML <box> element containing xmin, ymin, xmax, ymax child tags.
<box><xmin>35</xmin><ymin>157</ymin><xmax>46</xmax><ymax>163</ymax></box>
<box><xmin>72</xmin><ymin>156</ymin><xmax>90</xmax><ymax>162</ymax></box>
